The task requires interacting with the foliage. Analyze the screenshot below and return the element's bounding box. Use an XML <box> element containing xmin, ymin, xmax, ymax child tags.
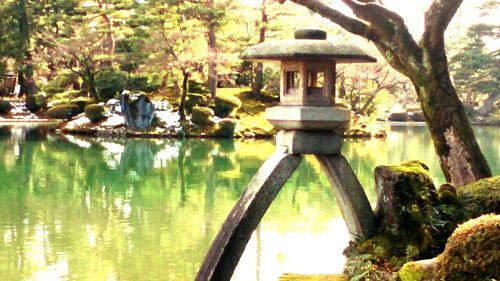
<box><xmin>84</xmin><ymin>104</ymin><xmax>107</xmax><ymax>123</ymax></box>
<box><xmin>435</xmin><ymin>214</ymin><xmax>500</xmax><ymax>281</ymax></box>
<box><xmin>46</xmin><ymin>104</ymin><xmax>80</xmax><ymax>120</ymax></box>
<box><xmin>95</xmin><ymin>70</ymin><xmax>127</xmax><ymax>101</ymax></box>
<box><xmin>449</xmin><ymin>24</ymin><xmax>499</xmax><ymax>106</ymax></box>
<box><xmin>214</xmin><ymin>95</ymin><xmax>242</xmax><ymax>117</ymax></box>
<box><xmin>191</xmin><ymin>106</ymin><xmax>214</xmax><ymax>126</ymax></box>
<box><xmin>0</xmin><ymin>100</ymin><xmax>12</xmax><ymax>114</ymax></box>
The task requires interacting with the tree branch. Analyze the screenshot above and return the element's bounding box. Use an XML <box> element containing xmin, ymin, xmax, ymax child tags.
<box><xmin>422</xmin><ymin>0</ymin><xmax>464</xmax><ymax>50</ymax></box>
<box><xmin>287</xmin><ymin>0</ymin><xmax>378</xmax><ymax>41</ymax></box>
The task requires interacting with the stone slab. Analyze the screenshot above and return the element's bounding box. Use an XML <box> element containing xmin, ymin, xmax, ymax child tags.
<box><xmin>266</xmin><ymin>105</ymin><xmax>350</xmax><ymax>130</ymax></box>
<box><xmin>276</xmin><ymin>130</ymin><xmax>342</xmax><ymax>155</ymax></box>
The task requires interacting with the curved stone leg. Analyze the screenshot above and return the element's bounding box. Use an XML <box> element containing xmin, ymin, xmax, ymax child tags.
<box><xmin>196</xmin><ymin>147</ymin><xmax>302</xmax><ymax>281</ymax></box>
<box><xmin>315</xmin><ymin>154</ymin><xmax>375</xmax><ymax>238</ymax></box>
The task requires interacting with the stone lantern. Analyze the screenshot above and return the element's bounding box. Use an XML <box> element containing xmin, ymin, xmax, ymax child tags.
<box><xmin>196</xmin><ymin>29</ymin><xmax>377</xmax><ymax>281</ymax></box>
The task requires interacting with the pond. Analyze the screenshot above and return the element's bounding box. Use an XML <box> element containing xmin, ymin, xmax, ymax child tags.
<box><xmin>0</xmin><ymin>124</ymin><xmax>498</xmax><ymax>281</ymax></box>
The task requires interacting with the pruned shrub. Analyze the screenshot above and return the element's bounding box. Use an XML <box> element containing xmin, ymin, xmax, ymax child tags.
<box><xmin>436</xmin><ymin>214</ymin><xmax>500</xmax><ymax>281</ymax></box>
<box><xmin>26</xmin><ymin>94</ymin><xmax>48</xmax><ymax>112</ymax></box>
<box><xmin>214</xmin><ymin>118</ymin><xmax>238</xmax><ymax>137</ymax></box>
<box><xmin>191</xmin><ymin>106</ymin><xmax>214</xmax><ymax>126</ymax></box>
<box><xmin>0</xmin><ymin>100</ymin><xmax>12</xmax><ymax>114</ymax></box>
<box><xmin>95</xmin><ymin>70</ymin><xmax>127</xmax><ymax>102</ymax></box>
<box><xmin>185</xmin><ymin>93</ymin><xmax>209</xmax><ymax>114</ymax></box>
<box><xmin>46</xmin><ymin>104</ymin><xmax>80</xmax><ymax>120</ymax></box>
<box><xmin>84</xmin><ymin>104</ymin><xmax>106</xmax><ymax>122</ymax></box>
<box><xmin>215</xmin><ymin>95</ymin><xmax>242</xmax><ymax>118</ymax></box>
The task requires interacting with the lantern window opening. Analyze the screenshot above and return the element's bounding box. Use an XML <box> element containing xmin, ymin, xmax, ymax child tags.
<box><xmin>285</xmin><ymin>71</ymin><xmax>300</xmax><ymax>95</ymax></box>
<box><xmin>307</xmin><ymin>71</ymin><xmax>325</xmax><ymax>94</ymax></box>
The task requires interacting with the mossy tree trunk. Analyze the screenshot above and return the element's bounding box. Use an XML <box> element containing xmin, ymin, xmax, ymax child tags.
<box><xmin>288</xmin><ymin>0</ymin><xmax>492</xmax><ymax>186</ymax></box>
<box><xmin>207</xmin><ymin>0</ymin><xmax>218</xmax><ymax>101</ymax></box>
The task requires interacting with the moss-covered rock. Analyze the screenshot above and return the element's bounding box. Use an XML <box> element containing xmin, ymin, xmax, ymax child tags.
<box><xmin>26</xmin><ymin>94</ymin><xmax>48</xmax><ymax>112</ymax></box>
<box><xmin>435</xmin><ymin>214</ymin><xmax>500</xmax><ymax>281</ymax></box>
<box><xmin>398</xmin><ymin>258</ymin><xmax>436</xmax><ymax>281</ymax></box>
<box><xmin>84</xmin><ymin>104</ymin><xmax>107</xmax><ymax>122</ymax></box>
<box><xmin>457</xmin><ymin>176</ymin><xmax>500</xmax><ymax>218</ymax></box>
<box><xmin>46</xmin><ymin>104</ymin><xmax>80</xmax><ymax>120</ymax></box>
<box><xmin>191</xmin><ymin>106</ymin><xmax>214</xmax><ymax>126</ymax></box>
<box><xmin>0</xmin><ymin>100</ymin><xmax>12</xmax><ymax>114</ymax></box>
<box><xmin>214</xmin><ymin>95</ymin><xmax>242</xmax><ymax>117</ymax></box>
<box><xmin>214</xmin><ymin>118</ymin><xmax>237</xmax><ymax>137</ymax></box>
<box><xmin>344</xmin><ymin>161</ymin><xmax>464</xmax><ymax>281</ymax></box>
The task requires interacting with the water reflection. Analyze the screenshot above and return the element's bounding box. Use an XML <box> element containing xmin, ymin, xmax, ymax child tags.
<box><xmin>0</xmin><ymin>124</ymin><xmax>497</xmax><ymax>280</ymax></box>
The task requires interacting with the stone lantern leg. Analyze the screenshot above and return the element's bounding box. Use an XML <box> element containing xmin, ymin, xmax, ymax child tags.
<box><xmin>196</xmin><ymin>29</ymin><xmax>377</xmax><ymax>281</ymax></box>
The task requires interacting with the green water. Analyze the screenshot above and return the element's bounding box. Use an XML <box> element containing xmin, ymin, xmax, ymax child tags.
<box><xmin>0</xmin><ymin>124</ymin><xmax>498</xmax><ymax>281</ymax></box>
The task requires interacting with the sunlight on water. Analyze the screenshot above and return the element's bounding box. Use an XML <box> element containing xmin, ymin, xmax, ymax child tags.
<box><xmin>0</xmin><ymin>124</ymin><xmax>497</xmax><ymax>280</ymax></box>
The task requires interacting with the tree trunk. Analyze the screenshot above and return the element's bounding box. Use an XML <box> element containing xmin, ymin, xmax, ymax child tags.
<box><xmin>207</xmin><ymin>0</ymin><xmax>218</xmax><ymax>100</ymax></box>
<box><xmin>18</xmin><ymin>0</ymin><xmax>36</xmax><ymax>97</ymax></box>
<box><xmin>252</xmin><ymin>0</ymin><xmax>268</xmax><ymax>95</ymax></box>
<box><xmin>97</xmin><ymin>0</ymin><xmax>115</xmax><ymax>69</ymax></box>
<box><xmin>415</xmin><ymin>82</ymin><xmax>491</xmax><ymax>186</ymax></box>
<box><xmin>179</xmin><ymin>71</ymin><xmax>190</xmax><ymax>123</ymax></box>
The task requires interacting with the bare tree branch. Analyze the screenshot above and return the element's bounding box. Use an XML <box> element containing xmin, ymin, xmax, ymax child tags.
<box><xmin>288</xmin><ymin>0</ymin><xmax>378</xmax><ymax>41</ymax></box>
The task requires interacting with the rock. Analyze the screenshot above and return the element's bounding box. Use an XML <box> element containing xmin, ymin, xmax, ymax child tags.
<box><xmin>120</xmin><ymin>92</ymin><xmax>155</xmax><ymax>130</ymax></box>
<box><xmin>435</xmin><ymin>214</ymin><xmax>500</xmax><ymax>281</ymax></box>
<box><xmin>0</xmin><ymin>100</ymin><xmax>12</xmax><ymax>114</ymax></box>
<box><xmin>25</xmin><ymin>94</ymin><xmax>47</xmax><ymax>112</ymax></box>
<box><xmin>84</xmin><ymin>104</ymin><xmax>107</xmax><ymax>123</ymax></box>
<box><xmin>214</xmin><ymin>118</ymin><xmax>237</xmax><ymax>137</ymax></box>
<box><xmin>374</xmin><ymin>161</ymin><xmax>437</xmax><ymax>233</ymax></box>
<box><xmin>191</xmin><ymin>106</ymin><xmax>215</xmax><ymax>126</ymax></box>
<box><xmin>457</xmin><ymin>176</ymin><xmax>500</xmax><ymax>219</ymax></box>
<box><xmin>389</xmin><ymin>112</ymin><xmax>409</xmax><ymax>122</ymax></box>
<box><xmin>410</xmin><ymin>111</ymin><xmax>425</xmax><ymax>122</ymax></box>
<box><xmin>214</xmin><ymin>95</ymin><xmax>242</xmax><ymax>117</ymax></box>
<box><xmin>46</xmin><ymin>104</ymin><xmax>80</xmax><ymax>120</ymax></box>
<box><xmin>399</xmin><ymin>258</ymin><xmax>437</xmax><ymax>281</ymax></box>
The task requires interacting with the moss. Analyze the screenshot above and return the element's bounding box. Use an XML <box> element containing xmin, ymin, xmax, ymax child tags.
<box><xmin>0</xmin><ymin>100</ymin><xmax>12</xmax><ymax>114</ymax></box>
<box><xmin>278</xmin><ymin>274</ymin><xmax>348</xmax><ymax>281</ymax></box>
<box><xmin>185</xmin><ymin>93</ymin><xmax>209</xmax><ymax>114</ymax></box>
<box><xmin>398</xmin><ymin>259</ymin><xmax>436</xmax><ymax>281</ymax></box>
<box><xmin>84</xmin><ymin>104</ymin><xmax>107</xmax><ymax>123</ymax></box>
<box><xmin>345</xmin><ymin>161</ymin><xmax>465</xmax><ymax>280</ymax></box>
<box><xmin>191</xmin><ymin>106</ymin><xmax>214</xmax><ymax>126</ymax></box>
<box><xmin>214</xmin><ymin>95</ymin><xmax>242</xmax><ymax>117</ymax></box>
<box><xmin>46</xmin><ymin>104</ymin><xmax>80</xmax><ymax>120</ymax></box>
<box><xmin>436</xmin><ymin>214</ymin><xmax>500</xmax><ymax>281</ymax></box>
<box><xmin>457</xmin><ymin>176</ymin><xmax>500</xmax><ymax>218</ymax></box>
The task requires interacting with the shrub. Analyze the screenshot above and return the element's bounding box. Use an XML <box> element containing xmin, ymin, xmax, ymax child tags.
<box><xmin>214</xmin><ymin>118</ymin><xmax>238</xmax><ymax>137</ymax></box>
<box><xmin>43</xmin><ymin>73</ymin><xmax>79</xmax><ymax>94</ymax></box>
<box><xmin>95</xmin><ymin>70</ymin><xmax>127</xmax><ymax>102</ymax></box>
<box><xmin>46</xmin><ymin>104</ymin><xmax>80</xmax><ymax>120</ymax></box>
<box><xmin>185</xmin><ymin>93</ymin><xmax>209</xmax><ymax>114</ymax></box>
<box><xmin>457</xmin><ymin>176</ymin><xmax>500</xmax><ymax>218</ymax></box>
<box><xmin>436</xmin><ymin>214</ymin><xmax>500</xmax><ymax>281</ymax></box>
<box><xmin>26</xmin><ymin>94</ymin><xmax>48</xmax><ymax>112</ymax></box>
<box><xmin>191</xmin><ymin>106</ymin><xmax>214</xmax><ymax>125</ymax></box>
<box><xmin>72</xmin><ymin>100</ymin><xmax>89</xmax><ymax>114</ymax></box>
<box><xmin>0</xmin><ymin>100</ymin><xmax>12</xmax><ymax>114</ymax></box>
<box><xmin>189</xmin><ymin>80</ymin><xmax>209</xmax><ymax>94</ymax></box>
<box><xmin>84</xmin><ymin>104</ymin><xmax>107</xmax><ymax>122</ymax></box>
<box><xmin>214</xmin><ymin>95</ymin><xmax>242</xmax><ymax>117</ymax></box>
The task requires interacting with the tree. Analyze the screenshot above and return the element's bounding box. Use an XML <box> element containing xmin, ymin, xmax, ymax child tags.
<box><xmin>283</xmin><ymin>0</ymin><xmax>492</xmax><ymax>186</ymax></box>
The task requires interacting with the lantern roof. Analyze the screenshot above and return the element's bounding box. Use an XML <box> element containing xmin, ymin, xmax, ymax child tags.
<box><xmin>240</xmin><ymin>29</ymin><xmax>376</xmax><ymax>64</ymax></box>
